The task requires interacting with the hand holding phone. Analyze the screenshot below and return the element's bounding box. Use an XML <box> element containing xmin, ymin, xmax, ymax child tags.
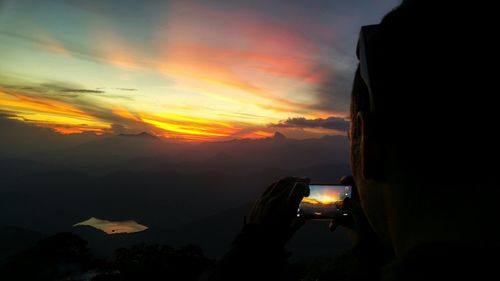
<box><xmin>297</xmin><ymin>184</ymin><xmax>352</xmax><ymax>219</ymax></box>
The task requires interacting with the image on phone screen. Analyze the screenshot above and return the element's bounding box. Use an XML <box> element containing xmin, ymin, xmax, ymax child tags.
<box><xmin>297</xmin><ymin>184</ymin><xmax>352</xmax><ymax>219</ymax></box>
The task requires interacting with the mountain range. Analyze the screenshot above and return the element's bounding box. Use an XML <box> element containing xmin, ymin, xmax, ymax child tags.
<box><xmin>1</xmin><ymin>116</ymin><xmax>352</xmax><ymax>260</ymax></box>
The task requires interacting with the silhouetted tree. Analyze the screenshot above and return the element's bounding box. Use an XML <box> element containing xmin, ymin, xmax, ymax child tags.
<box><xmin>0</xmin><ymin>232</ymin><xmax>97</xmax><ymax>281</ymax></box>
<box><xmin>107</xmin><ymin>243</ymin><xmax>214</xmax><ymax>281</ymax></box>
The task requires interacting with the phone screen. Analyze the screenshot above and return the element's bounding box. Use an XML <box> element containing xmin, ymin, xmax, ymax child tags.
<box><xmin>297</xmin><ymin>184</ymin><xmax>352</xmax><ymax>219</ymax></box>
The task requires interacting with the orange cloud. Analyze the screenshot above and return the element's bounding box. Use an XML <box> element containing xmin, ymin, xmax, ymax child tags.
<box><xmin>156</xmin><ymin>3</ymin><xmax>326</xmax><ymax>114</ymax></box>
<box><xmin>1</xmin><ymin>90</ymin><xmax>93</xmax><ymax>120</ymax></box>
<box><xmin>159</xmin><ymin>44</ymin><xmax>318</xmax><ymax>86</ymax></box>
<box><xmin>237</xmin><ymin>130</ymin><xmax>274</xmax><ymax>139</ymax></box>
<box><xmin>112</xmin><ymin>107</ymin><xmax>140</xmax><ymax>121</ymax></box>
<box><xmin>38</xmin><ymin>32</ymin><xmax>72</xmax><ymax>58</ymax></box>
<box><xmin>0</xmin><ymin>89</ymin><xmax>109</xmax><ymax>134</ymax></box>
<box><xmin>41</xmin><ymin>125</ymin><xmax>104</xmax><ymax>135</ymax></box>
<box><xmin>88</xmin><ymin>24</ymin><xmax>139</xmax><ymax>70</ymax></box>
<box><xmin>1</xmin><ymin>88</ymin><xmax>268</xmax><ymax>141</ymax></box>
<box><xmin>140</xmin><ymin>113</ymin><xmax>240</xmax><ymax>141</ymax></box>
<box><xmin>158</xmin><ymin>48</ymin><xmax>316</xmax><ymax>114</ymax></box>
<box><xmin>153</xmin><ymin>113</ymin><xmax>233</xmax><ymax>129</ymax></box>
<box><xmin>143</xmin><ymin>118</ymin><xmax>227</xmax><ymax>137</ymax></box>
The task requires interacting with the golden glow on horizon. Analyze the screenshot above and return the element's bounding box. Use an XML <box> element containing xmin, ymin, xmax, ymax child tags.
<box><xmin>49</xmin><ymin>126</ymin><xmax>104</xmax><ymax>135</ymax></box>
<box><xmin>112</xmin><ymin>108</ymin><xmax>140</xmax><ymax>121</ymax></box>
<box><xmin>1</xmin><ymin>91</ymin><xmax>90</xmax><ymax>119</ymax></box>
<box><xmin>0</xmin><ymin>90</ymin><xmax>109</xmax><ymax>134</ymax></box>
<box><xmin>142</xmin><ymin>118</ymin><xmax>228</xmax><ymax>138</ymax></box>
<box><xmin>153</xmin><ymin>113</ymin><xmax>234</xmax><ymax>129</ymax></box>
<box><xmin>302</xmin><ymin>191</ymin><xmax>341</xmax><ymax>205</ymax></box>
<box><xmin>239</xmin><ymin>130</ymin><xmax>274</xmax><ymax>139</ymax></box>
<box><xmin>1</xmin><ymin>83</ymin><xmax>344</xmax><ymax>140</ymax></box>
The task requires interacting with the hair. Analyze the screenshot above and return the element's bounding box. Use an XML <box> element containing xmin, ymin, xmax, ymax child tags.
<box><xmin>350</xmin><ymin>0</ymin><xmax>497</xmax><ymax>187</ymax></box>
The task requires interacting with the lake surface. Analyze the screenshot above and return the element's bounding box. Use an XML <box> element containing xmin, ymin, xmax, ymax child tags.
<box><xmin>73</xmin><ymin>217</ymin><xmax>148</xmax><ymax>234</ymax></box>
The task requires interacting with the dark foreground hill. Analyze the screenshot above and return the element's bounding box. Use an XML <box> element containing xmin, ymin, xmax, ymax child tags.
<box><xmin>1</xmin><ymin>117</ymin><xmax>352</xmax><ymax>269</ymax></box>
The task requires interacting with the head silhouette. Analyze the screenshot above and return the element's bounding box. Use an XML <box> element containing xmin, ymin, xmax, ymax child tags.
<box><xmin>349</xmin><ymin>0</ymin><xmax>498</xmax><ymax>256</ymax></box>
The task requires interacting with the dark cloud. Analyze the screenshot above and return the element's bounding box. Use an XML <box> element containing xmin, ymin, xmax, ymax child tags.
<box><xmin>61</xmin><ymin>89</ymin><xmax>105</xmax><ymax>94</ymax></box>
<box><xmin>0</xmin><ymin>83</ymin><xmax>48</xmax><ymax>93</ymax></box>
<box><xmin>19</xmin><ymin>81</ymin><xmax>104</xmax><ymax>95</ymax></box>
<box><xmin>1</xmin><ymin>81</ymin><xmax>139</xmax><ymax>100</ymax></box>
<box><xmin>36</xmin><ymin>82</ymin><xmax>105</xmax><ymax>94</ymax></box>
<box><xmin>110</xmin><ymin>124</ymin><xmax>128</xmax><ymax>134</ymax></box>
<box><xmin>59</xmin><ymin>94</ymin><xmax>80</xmax><ymax>98</ymax></box>
<box><xmin>38</xmin><ymin>81</ymin><xmax>82</xmax><ymax>91</ymax></box>
<box><xmin>18</xmin><ymin>86</ymin><xmax>39</xmax><ymax>90</ymax></box>
<box><xmin>103</xmin><ymin>94</ymin><xmax>135</xmax><ymax>101</ymax></box>
<box><xmin>116</xmin><ymin>88</ymin><xmax>138</xmax><ymax>91</ymax></box>
<box><xmin>269</xmin><ymin>116</ymin><xmax>349</xmax><ymax>131</ymax></box>
<box><xmin>0</xmin><ymin>81</ymin><xmax>145</xmax><ymax>132</ymax></box>
<box><xmin>0</xmin><ymin>110</ymin><xmax>18</xmax><ymax>118</ymax></box>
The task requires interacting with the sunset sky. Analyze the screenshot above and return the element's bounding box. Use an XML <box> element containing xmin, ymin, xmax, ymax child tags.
<box><xmin>0</xmin><ymin>0</ymin><xmax>399</xmax><ymax>141</ymax></box>
<box><xmin>303</xmin><ymin>185</ymin><xmax>351</xmax><ymax>205</ymax></box>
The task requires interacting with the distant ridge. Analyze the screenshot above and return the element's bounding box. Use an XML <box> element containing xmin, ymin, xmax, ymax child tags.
<box><xmin>272</xmin><ymin>132</ymin><xmax>287</xmax><ymax>140</ymax></box>
<box><xmin>118</xmin><ymin>132</ymin><xmax>159</xmax><ymax>140</ymax></box>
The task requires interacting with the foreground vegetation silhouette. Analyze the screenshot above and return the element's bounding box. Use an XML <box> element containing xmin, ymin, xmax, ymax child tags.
<box><xmin>0</xmin><ymin>233</ymin><xmax>213</xmax><ymax>281</ymax></box>
<box><xmin>0</xmin><ymin>232</ymin><xmax>373</xmax><ymax>281</ymax></box>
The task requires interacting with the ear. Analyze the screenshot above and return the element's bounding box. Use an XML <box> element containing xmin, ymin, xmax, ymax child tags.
<box><xmin>356</xmin><ymin>111</ymin><xmax>386</xmax><ymax>181</ymax></box>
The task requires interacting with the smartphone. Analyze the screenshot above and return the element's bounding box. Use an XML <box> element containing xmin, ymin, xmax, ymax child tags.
<box><xmin>297</xmin><ymin>184</ymin><xmax>352</xmax><ymax>219</ymax></box>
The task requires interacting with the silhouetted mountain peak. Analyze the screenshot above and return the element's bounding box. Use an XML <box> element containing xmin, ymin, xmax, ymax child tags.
<box><xmin>118</xmin><ymin>132</ymin><xmax>159</xmax><ymax>140</ymax></box>
<box><xmin>272</xmin><ymin>132</ymin><xmax>287</xmax><ymax>140</ymax></box>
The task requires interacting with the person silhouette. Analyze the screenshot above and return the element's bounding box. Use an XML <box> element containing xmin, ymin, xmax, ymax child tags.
<box><xmin>200</xmin><ymin>1</ymin><xmax>499</xmax><ymax>280</ymax></box>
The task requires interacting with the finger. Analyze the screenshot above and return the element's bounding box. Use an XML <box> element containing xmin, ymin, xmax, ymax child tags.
<box><xmin>339</xmin><ymin>197</ymin><xmax>353</xmax><ymax>211</ymax></box>
<box><xmin>287</xmin><ymin>181</ymin><xmax>310</xmax><ymax>208</ymax></box>
<box><xmin>284</xmin><ymin>181</ymin><xmax>309</xmax><ymax>217</ymax></box>
<box><xmin>340</xmin><ymin>175</ymin><xmax>360</xmax><ymax>201</ymax></box>
<box><xmin>261</xmin><ymin>180</ymin><xmax>280</xmax><ymax>197</ymax></box>
<box><xmin>340</xmin><ymin>175</ymin><xmax>355</xmax><ymax>186</ymax></box>
<box><xmin>269</xmin><ymin>177</ymin><xmax>299</xmax><ymax>197</ymax></box>
<box><xmin>293</xmin><ymin>177</ymin><xmax>310</xmax><ymax>197</ymax></box>
<box><xmin>296</xmin><ymin>177</ymin><xmax>310</xmax><ymax>183</ymax></box>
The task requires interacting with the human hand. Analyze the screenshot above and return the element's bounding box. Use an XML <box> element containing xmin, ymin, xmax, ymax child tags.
<box><xmin>328</xmin><ymin>176</ymin><xmax>369</xmax><ymax>245</ymax></box>
<box><xmin>329</xmin><ymin>176</ymin><xmax>393</xmax><ymax>264</ymax></box>
<box><xmin>245</xmin><ymin>177</ymin><xmax>310</xmax><ymax>245</ymax></box>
